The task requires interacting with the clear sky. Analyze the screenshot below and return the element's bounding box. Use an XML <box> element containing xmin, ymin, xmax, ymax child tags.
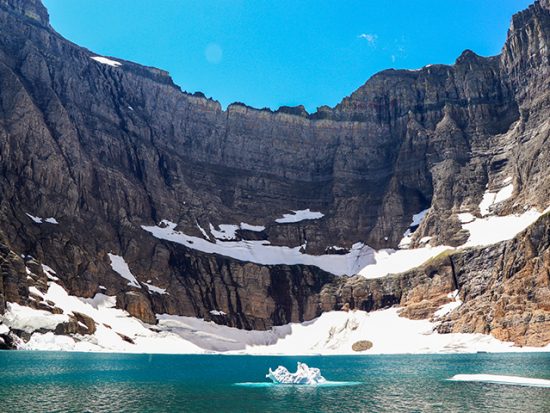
<box><xmin>43</xmin><ymin>0</ymin><xmax>533</xmax><ymax>112</ymax></box>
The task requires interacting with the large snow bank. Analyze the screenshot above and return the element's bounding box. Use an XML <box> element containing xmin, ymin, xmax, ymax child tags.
<box><xmin>142</xmin><ymin>220</ymin><xmax>374</xmax><ymax>276</ymax></box>
<box><xmin>5</xmin><ymin>281</ymin><xmax>549</xmax><ymax>355</ymax></box>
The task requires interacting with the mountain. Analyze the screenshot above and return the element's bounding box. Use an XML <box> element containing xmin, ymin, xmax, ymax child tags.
<box><xmin>0</xmin><ymin>0</ymin><xmax>548</xmax><ymax>351</ymax></box>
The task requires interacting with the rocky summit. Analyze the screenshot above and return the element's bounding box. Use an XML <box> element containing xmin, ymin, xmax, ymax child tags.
<box><xmin>0</xmin><ymin>0</ymin><xmax>549</xmax><ymax>350</ymax></box>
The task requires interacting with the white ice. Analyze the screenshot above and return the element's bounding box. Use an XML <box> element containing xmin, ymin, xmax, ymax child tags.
<box><xmin>275</xmin><ymin>209</ymin><xmax>324</xmax><ymax>224</ymax></box>
<box><xmin>90</xmin><ymin>56</ymin><xmax>122</xmax><ymax>67</ymax></box>
<box><xmin>108</xmin><ymin>253</ymin><xmax>140</xmax><ymax>288</ymax></box>
<box><xmin>266</xmin><ymin>362</ymin><xmax>326</xmax><ymax>385</ymax></box>
<box><xmin>448</xmin><ymin>374</ymin><xmax>550</xmax><ymax>388</ymax></box>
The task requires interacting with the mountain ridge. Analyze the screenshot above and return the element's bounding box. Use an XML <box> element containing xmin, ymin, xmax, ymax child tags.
<box><xmin>0</xmin><ymin>0</ymin><xmax>548</xmax><ymax>349</ymax></box>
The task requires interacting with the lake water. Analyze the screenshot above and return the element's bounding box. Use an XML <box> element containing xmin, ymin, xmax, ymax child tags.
<box><xmin>0</xmin><ymin>352</ymin><xmax>549</xmax><ymax>412</ymax></box>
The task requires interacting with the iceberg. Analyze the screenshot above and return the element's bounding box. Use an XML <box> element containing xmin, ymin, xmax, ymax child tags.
<box><xmin>266</xmin><ymin>362</ymin><xmax>327</xmax><ymax>385</ymax></box>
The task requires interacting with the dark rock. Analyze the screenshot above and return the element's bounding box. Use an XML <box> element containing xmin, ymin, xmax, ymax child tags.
<box><xmin>0</xmin><ymin>0</ymin><xmax>547</xmax><ymax>335</ymax></box>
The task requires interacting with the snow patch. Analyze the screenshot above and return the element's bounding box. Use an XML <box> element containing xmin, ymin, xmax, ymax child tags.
<box><xmin>358</xmin><ymin>246</ymin><xmax>450</xmax><ymax>278</ymax></box>
<box><xmin>25</xmin><ymin>213</ymin><xmax>58</xmax><ymax>224</ymax></box>
<box><xmin>399</xmin><ymin>209</ymin><xmax>429</xmax><ymax>248</ymax></box>
<box><xmin>142</xmin><ymin>220</ymin><xmax>374</xmax><ymax>276</ymax></box>
<box><xmin>240</xmin><ymin>222</ymin><xmax>265</xmax><ymax>232</ymax></box>
<box><xmin>434</xmin><ymin>290</ymin><xmax>462</xmax><ymax>317</ymax></box>
<box><xmin>275</xmin><ymin>209</ymin><xmax>324</xmax><ymax>224</ymax></box>
<box><xmin>479</xmin><ymin>184</ymin><xmax>514</xmax><ymax>216</ymax></box>
<box><xmin>462</xmin><ymin>209</ymin><xmax>542</xmax><ymax>247</ymax></box>
<box><xmin>209</xmin><ymin>310</ymin><xmax>226</xmax><ymax>316</ymax></box>
<box><xmin>1</xmin><ymin>302</ymin><xmax>68</xmax><ymax>333</ymax></box>
<box><xmin>209</xmin><ymin>224</ymin><xmax>239</xmax><ymax>240</ymax></box>
<box><xmin>91</xmin><ymin>56</ymin><xmax>122</xmax><ymax>67</ymax></box>
<box><xmin>107</xmin><ymin>253</ymin><xmax>140</xmax><ymax>288</ymax></box>
<box><xmin>144</xmin><ymin>283</ymin><xmax>167</xmax><ymax>295</ymax></box>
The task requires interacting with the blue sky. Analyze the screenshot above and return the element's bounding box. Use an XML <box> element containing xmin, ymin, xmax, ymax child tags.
<box><xmin>44</xmin><ymin>0</ymin><xmax>533</xmax><ymax>112</ymax></box>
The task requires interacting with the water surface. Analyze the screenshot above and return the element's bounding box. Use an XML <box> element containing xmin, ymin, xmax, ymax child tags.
<box><xmin>0</xmin><ymin>352</ymin><xmax>549</xmax><ymax>412</ymax></box>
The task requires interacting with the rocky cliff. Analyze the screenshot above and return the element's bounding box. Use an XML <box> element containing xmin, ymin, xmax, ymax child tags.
<box><xmin>0</xmin><ymin>0</ymin><xmax>549</xmax><ymax>346</ymax></box>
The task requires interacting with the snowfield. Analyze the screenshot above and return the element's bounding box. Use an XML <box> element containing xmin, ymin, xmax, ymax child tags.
<box><xmin>1</xmin><ymin>281</ymin><xmax>548</xmax><ymax>355</ymax></box>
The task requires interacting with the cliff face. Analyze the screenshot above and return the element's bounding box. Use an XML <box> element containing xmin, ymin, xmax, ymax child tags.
<box><xmin>0</xmin><ymin>0</ymin><xmax>549</xmax><ymax>339</ymax></box>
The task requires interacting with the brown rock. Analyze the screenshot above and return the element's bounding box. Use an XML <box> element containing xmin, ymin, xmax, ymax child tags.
<box><xmin>352</xmin><ymin>340</ymin><xmax>373</xmax><ymax>352</ymax></box>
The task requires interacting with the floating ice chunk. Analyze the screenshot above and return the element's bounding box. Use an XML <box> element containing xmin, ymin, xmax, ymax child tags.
<box><xmin>448</xmin><ymin>374</ymin><xmax>550</xmax><ymax>388</ymax></box>
<box><xmin>91</xmin><ymin>56</ymin><xmax>122</xmax><ymax>67</ymax></box>
<box><xmin>266</xmin><ymin>362</ymin><xmax>327</xmax><ymax>385</ymax></box>
<box><xmin>108</xmin><ymin>253</ymin><xmax>141</xmax><ymax>288</ymax></box>
<box><xmin>275</xmin><ymin>209</ymin><xmax>324</xmax><ymax>224</ymax></box>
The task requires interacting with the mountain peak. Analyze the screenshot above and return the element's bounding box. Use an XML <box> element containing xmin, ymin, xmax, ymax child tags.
<box><xmin>0</xmin><ymin>0</ymin><xmax>49</xmax><ymax>26</ymax></box>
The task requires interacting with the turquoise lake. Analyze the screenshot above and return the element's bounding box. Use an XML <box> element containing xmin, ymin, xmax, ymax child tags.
<box><xmin>0</xmin><ymin>352</ymin><xmax>549</xmax><ymax>412</ymax></box>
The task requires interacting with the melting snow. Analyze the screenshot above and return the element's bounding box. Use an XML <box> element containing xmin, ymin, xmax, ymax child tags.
<box><xmin>25</xmin><ymin>213</ymin><xmax>58</xmax><ymax>224</ymax></box>
<box><xmin>275</xmin><ymin>209</ymin><xmax>324</xmax><ymax>224</ymax></box>
<box><xmin>108</xmin><ymin>253</ymin><xmax>141</xmax><ymax>288</ymax></box>
<box><xmin>479</xmin><ymin>184</ymin><xmax>514</xmax><ymax>216</ymax></box>
<box><xmin>434</xmin><ymin>290</ymin><xmax>463</xmax><ymax>318</ymax></box>
<box><xmin>399</xmin><ymin>208</ymin><xmax>429</xmax><ymax>248</ymax></box>
<box><xmin>144</xmin><ymin>283</ymin><xmax>167</xmax><ymax>295</ymax></box>
<box><xmin>3</xmin><ymin>281</ymin><xmax>549</xmax><ymax>355</ymax></box>
<box><xmin>462</xmin><ymin>209</ymin><xmax>542</xmax><ymax>247</ymax></box>
<box><xmin>209</xmin><ymin>310</ymin><xmax>226</xmax><ymax>316</ymax></box>
<box><xmin>209</xmin><ymin>224</ymin><xmax>239</xmax><ymax>240</ymax></box>
<box><xmin>142</xmin><ymin>220</ymin><xmax>374</xmax><ymax>276</ymax></box>
<box><xmin>90</xmin><ymin>56</ymin><xmax>122</xmax><ymax>67</ymax></box>
<box><xmin>240</xmin><ymin>222</ymin><xmax>265</xmax><ymax>232</ymax></box>
<box><xmin>358</xmin><ymin>246</ymin><xmax>450</xmax><ymax>279</ymax></box>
